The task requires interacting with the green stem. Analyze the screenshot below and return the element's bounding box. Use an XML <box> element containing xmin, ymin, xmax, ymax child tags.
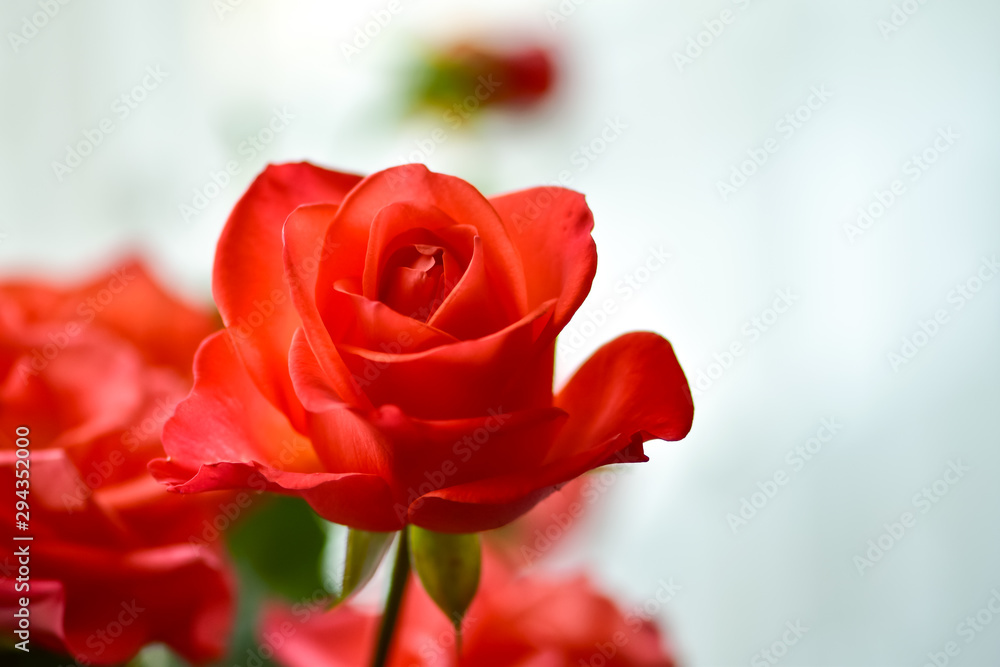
<box><xmin>369</xmin><ymin>529</ymin><xmax>411</xmax><ymax>667</ymax></box>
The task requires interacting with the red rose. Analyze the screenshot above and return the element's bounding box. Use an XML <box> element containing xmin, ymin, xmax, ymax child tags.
<box><xmin>413</xmin><ymin>42</ymin><xmax>556</xmax><ymax>112</ymax></box>
<box><xmin>260</xmin><ymin>551</ymin><xmax>676</xmax><ymax>667</ymax></box>
<box><xmin>0</xmin><ymin>261</ymin><xmax>234</xmax><ymax>665</ymax></box>
<box><xmin>154</xmin><ymin>162</ymin><xmax>693</xmax><ymax>533</ymax></box>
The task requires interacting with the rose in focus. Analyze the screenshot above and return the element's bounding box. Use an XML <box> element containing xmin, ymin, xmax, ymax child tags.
<box><xmin>154</xmin><ymin>162</ymin><xmax>693</xmax><ymax>533</ymax></box>
<box><xmin>0</xmin><ymin>262</ymin><xmax>234</xmax><ymax>665</ymax></box>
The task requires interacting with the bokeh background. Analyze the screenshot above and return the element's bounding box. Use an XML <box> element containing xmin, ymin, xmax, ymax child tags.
<box><xmin>3</xmin><ymin>0</ymin><xmax>999</xmax><ymax>665</ymax></box>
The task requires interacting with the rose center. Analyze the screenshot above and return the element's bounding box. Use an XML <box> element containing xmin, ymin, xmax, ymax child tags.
<box><xmin>379</xmin><ymin>244</ymin><xmax>450</xmax><ymax>322</ymax></box>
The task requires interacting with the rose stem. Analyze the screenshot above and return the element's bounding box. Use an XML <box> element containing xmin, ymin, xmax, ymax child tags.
<box><xmin>369</xmin><ymin>528</ymin><xmax>411</xmax><ymax>667</ymax></box>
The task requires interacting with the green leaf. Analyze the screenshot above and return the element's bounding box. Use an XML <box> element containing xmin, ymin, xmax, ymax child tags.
<box><xmin>321</xmin><ymin>524</ymin><xmax>396</xmax><ymax>607</ymax></box>
<box><xmin>226</xmin><ymin>495</ymin><xmax>326</xmax><ymax>601</ymax></box>
<box><xmin>408</xmin><ymin>526</ymin><xmax>481</xmax><ymax>634</ymax></box>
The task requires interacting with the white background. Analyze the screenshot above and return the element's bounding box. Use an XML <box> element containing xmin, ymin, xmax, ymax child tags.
<box><xmin>2</xmin><ymin>1</ymin><xmax>999</xmax><ymax>665</ymax></box>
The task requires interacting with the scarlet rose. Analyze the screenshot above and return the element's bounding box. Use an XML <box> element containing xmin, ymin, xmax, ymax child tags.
<box><xmin>0</xmin><ymin>261</ymin><xmax>234</xmax><ymax>665</ymax></box>
<box><xmin>154</xmin><ymin>162</ymin><xmax>693</xmax><ymax>533</ymax></box>
<box><xmin>413</xmin><ymin>42</ymin><xmax>556</xmax><ymax>112</ymax></box>
<box><xmin>261</xmin><ymin>551</ymin><xmax>676</xmax><ymax>666</ymax></box>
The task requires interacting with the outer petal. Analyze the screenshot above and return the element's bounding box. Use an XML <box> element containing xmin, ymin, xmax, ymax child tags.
<box><xmin>549</xmin><ymin>331</ymin><xmax>693</xmax><ymax>461</ymax></box>
<box><xmin>407</xmin><ymin>333</ymin><xmax>692</xmax><ymax>532</ymax></box>
<box><xmin>283</xmin><ymin>204</ymin><xmax>372</xmax><ymax>408</ymax></box>
<box><xmin>151</xmin><ymin>460</ymin><xmax>401</xmax><ymax>531</ymax></box>
<box><xmin>368</xmin><ymin>403</ymin><xmax>567</xmax><ymax>494</ymax></box>
<box><xmin>159</xmin><ymin>330</ymin><xmax>322</xmax><ymax>474</ymax></box>
<box><xmin>489</xmin><ymin>187</ymin><xmax>597</xmax><ymax>332</ymax></box>
<box><xmin>406</xmin><ymin>441</ymin><xmax>619</xmax><ymax>533</ymax></box>
<box><xmin>154</xmin><ymin>331</ymin><xmax>397</xmax><ymax>530</ymax></box>
<box><xmin>213</xmin><ymin>162</ymin><xmax>363</xmax><ymax>423</ymax></box>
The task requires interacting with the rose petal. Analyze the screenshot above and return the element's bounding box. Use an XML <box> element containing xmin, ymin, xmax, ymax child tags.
<box><xmin>368</xmin><ymin>403</ymin><xmax>567</xmax><ymax>493</ymax></box>
<box><xmin>159</xmin><ymin>330</ymin><xmax>323</xmax><ymax>474</ymax></box>
<box><xmin>321</xmin><ymin>288</ymin><xmax>459</xmax><ymax>354</ymax></box>
<box><xmin>319</xmin><ymin>164</ymin><xmax>528</xmax><ymax>323</ymax></box>
<box><xmin>549</xmin><ymin>331</ymin><xmax>693</xmax><ymax>461</ymax></box>
<box><xmin>360</xmin><ymin>202</ymin><xmax>469</xmax><ymax>302</ymax></box>
<box><xmin>427</xmin><ymin>235</ymin><xmax>512</xmax><ymax>340</ymax></box>
<box><xmin>213</xmin><ymin>163</ymin><xmax>363</xmax><ymax>424</ymax></box>
<box><xmin>405</xmin><ymin>440</ymin><xmax>621</xmax><ymax>533</ymax></box>
<box><xmin>336</xmin><ymin>299</ymin><xmax>557</xmax><ymax>420</ymax></box>
<box><xmin>151</xmin><ymin>460</ymin><xmax>401</xmax><ymax>531</ymax></box>
<box><xmin>489</xmin><ymin>187</ymin><xmax>597</xmax><ymax>331</ymax></box>
<box><xmin>283</xmin><ymin>204</ymin><xmax>372</xmax><ymax>408</ymax></box>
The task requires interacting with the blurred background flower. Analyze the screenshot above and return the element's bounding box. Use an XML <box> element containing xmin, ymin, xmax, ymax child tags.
<box><xmin>260</xmin><ymin>548</ymin><xmax>676</xmax><ymax>667</ymax></box>
<box><xmin>404</xmin><ymin>40</ymin><xmax>556</xmax><ymax>117</ymax></box>
<box><xmin>0</xmin><ymin>262</ymin><xmax>233</xmax><ymax>665</ymax></box>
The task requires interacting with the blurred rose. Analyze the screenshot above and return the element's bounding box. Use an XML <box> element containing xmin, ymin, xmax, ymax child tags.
<box><xmin>487</xmin><ymin>474</ymin><xmax>591</xmax><ymax>567</ymax></box>
<box><xmin>261</xmin><ymin>550</ymin><xmax>676</xmax><ymax>667</ymax></box>
<box><xmin>153</xmin><ymin>163</ymin><xmax>693</xmax><ymax>534</ymax></box>
<box><xmin>0</xmin><ymin>261</ymin><xmax>235</xmax><ymax>665</ymax></box>
<box><xmin>411</xmin><ymin>42</ymin><xmax>556</xmax><ymax>116</ymax></box>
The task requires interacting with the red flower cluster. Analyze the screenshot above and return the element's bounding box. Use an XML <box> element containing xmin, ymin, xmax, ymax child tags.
<box><xmin>0</xmin><ymin>262</ymin><xmax>234</xmax><ymax>665</ymax></box>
